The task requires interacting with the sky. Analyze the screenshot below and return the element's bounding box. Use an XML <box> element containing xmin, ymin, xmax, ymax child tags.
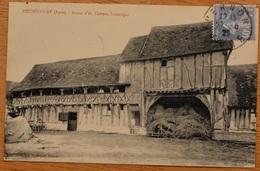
<box><xmin>7</xmin><ymin>3</ymin><xmax>258</xmax><ymax>82</ymax></box>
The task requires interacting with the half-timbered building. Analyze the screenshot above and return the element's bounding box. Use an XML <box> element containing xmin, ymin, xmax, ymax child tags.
<box><xmin>10</xmin><ymin>55</ymin><xmax>142</xmax><ymax>132</ymax></box>
<box><xmin>9</xmin><ymin>22</ymin><xmax>233</xmax><ymax>132</ymax></box>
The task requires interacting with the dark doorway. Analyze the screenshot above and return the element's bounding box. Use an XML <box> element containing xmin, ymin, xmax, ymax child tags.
<box><xmin>67</xmin><ymin>112</ymin><xmax>77</xmax><ymax>131</ymax></box>
<box><xmin>132</xmin><ymin>111</ymin><xmax>141</xmax><ymax>126</ymax></box>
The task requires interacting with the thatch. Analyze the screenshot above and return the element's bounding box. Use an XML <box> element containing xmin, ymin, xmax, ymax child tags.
<box><xmin>118</xmin><ymin>22</ymin><xmax>233</xmax><ymax>62</ymax></box>
<box><xmin>12</xmin><ymin>55</ymin><xmax>121</xmax><ymax>91</ymax></box>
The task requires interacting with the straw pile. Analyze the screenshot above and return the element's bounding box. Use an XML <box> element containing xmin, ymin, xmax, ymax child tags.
<box><xmin>147</xmin><ymin>104</ymin><xmax>213</xmax><ymax>139</ymax></box>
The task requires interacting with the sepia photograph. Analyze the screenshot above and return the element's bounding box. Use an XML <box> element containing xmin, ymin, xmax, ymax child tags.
<box><xmin>4</xmin><ymin>2</ymin><xmax>258</xmax><ymax>167</ymax></box>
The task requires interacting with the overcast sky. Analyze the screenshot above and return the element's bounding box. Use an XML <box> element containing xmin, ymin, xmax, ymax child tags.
<box><xmin>7</xmin><ymin>3</ymin><xmax>258</xmax><ymax>82</ymax></box>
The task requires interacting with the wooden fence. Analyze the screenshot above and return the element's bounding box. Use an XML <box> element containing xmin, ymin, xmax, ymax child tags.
<box><xmin>228</xmin><ymin>107</ymin><xmax>256</xmax><ymax>131</ymax></box>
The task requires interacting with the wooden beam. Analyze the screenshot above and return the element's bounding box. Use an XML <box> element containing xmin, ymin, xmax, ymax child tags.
<box><xmin>83</xmin><ymin>87</ymin><xmax>88</xmax><ymax>94</ymax></box>
<box><xmin>60</xmin><ymin>89</ymin><xmax>64</xmax><ymax>95</ymax></box>
<box><xmin>39</xmin><ymin>90</ymin><xmax>43</xmax><ymax>96</ymax></box>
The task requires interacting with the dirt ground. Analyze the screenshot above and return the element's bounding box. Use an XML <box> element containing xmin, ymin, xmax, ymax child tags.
<box><xmin>4</xmin><ymin>131</ymin><xmax>255</xmax><ymax>167</ymax></box>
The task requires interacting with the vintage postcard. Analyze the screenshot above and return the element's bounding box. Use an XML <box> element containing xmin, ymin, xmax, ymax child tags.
<box><xmin>5</xmin><ymin>2</ymin><xmax>258</xmax><ymax>167</ymax></box>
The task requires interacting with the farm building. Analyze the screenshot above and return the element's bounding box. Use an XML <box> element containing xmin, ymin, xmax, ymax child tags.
<box><xmin>9</xmin><ymin>22</ymin><xmax>234</xmax><ymax>133</ymax></box>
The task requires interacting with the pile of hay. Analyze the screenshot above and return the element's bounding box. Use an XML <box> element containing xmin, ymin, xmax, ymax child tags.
<box><xmin>147</xmin><ymin>104</ymin><xmax>213</xmax><ymax>139</ymax></box>
<box><xmin>5</xmin><ymin>116</ymin><xmax>34</xmax><ymax>143</ymax></box>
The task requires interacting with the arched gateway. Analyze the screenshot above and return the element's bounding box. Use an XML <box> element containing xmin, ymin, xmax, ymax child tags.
<box><xmin>143</xmin><ymin>89</ymin><xmax>229</xmax><ymax>130</ymax></box>
<box><xmin>146</xmin><ymin>96</ymin><xmax>211</xmax><ymax>126</ymax></box>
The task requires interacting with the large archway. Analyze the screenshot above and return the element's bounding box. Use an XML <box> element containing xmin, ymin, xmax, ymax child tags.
<box><xmin>146</xmin><ymin>95</ymin><xmax>213</xmax><ymax>139</ymax></box>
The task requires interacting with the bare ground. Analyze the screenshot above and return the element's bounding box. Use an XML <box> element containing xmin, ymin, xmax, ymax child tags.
<box><xmin>4</xmin><ymin>131</ymin><xmax>255</xmax><ymax>167</ymax></box>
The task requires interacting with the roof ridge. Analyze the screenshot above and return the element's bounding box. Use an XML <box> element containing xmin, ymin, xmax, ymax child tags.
<box><xmin>120</xmin><ymin>21</ymin><xmax>232</xmax><ymax>62</ymax></box>
<box><xmin>12</xmin><ymin>54</ymin><xmax>121</xmax><ymax>91</ymax></box>
<box><xmin>36</xmin><ymin>54</ymin><xmax>120</xmax><ymax>66</ymax></box>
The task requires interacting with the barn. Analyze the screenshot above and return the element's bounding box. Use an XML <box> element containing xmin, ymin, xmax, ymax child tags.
<box><xmin>10</xmin><ymin>55</ymin><xmax>141</xmax><ymax>132</ymax></box>
<box><xmin>118</xmin><ymin>22</ymin><xmax>233</xmax><ymax>132</ymax></box>
<box><xmin>9</xmin><ymin>22</ymin><xmax>233</xmax><ymax>134</ymax></box>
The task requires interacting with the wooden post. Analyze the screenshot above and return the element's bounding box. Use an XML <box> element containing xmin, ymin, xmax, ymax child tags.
<box><xmin>96</xmin><ymin>105</ymin><xmax>99</xmax><ymax>126</ymax></box>
<box><xmin>29</xmin><ymin>106</ymin><xmax>33</xmax><ymax>121</ymax></box>
<box><xmin>242</xmin><ymin>109</ymin><xmax>246</xmax><ymax>129</ymax></box>
<box><xmin>87</xmin><ymin>105</ymin><xmax>91</xmax><ymax>126</ymax></box>
<box><xmin>210</xmin><ymin>89</ymin><xmax>215</xmax><ymax>127</ymax></box>
<box><xmin>54</xmin><ymin>106</ymin><xmax>59</xmax><ymax>124</ymax></box>
<box><xmin>125</xmin><ymin>104</ymin><xmax>130</xmax><ymax>127</ymax></box>
<box><xmin>46</xmin><ymin>106</ymin><xmax>50</xmax><ymax>123</ymax></box>
<box><xmin>214</xmin><ymin>89</ymin><xmax>219</xmax><ymax>126</ymax></box>
<box><xmin>112</xmin><ymin>105</ymin><xmax>116</xmax><ymax>126</ymax></box>
<box><xmin>48</xmin><ymin>106</ymin><xmax>52</xmax><ymax>123</ymax></box>
<box><xmin>39</xmin><ymin>90</ymin><xmax>43</xmax><ymax>96</ymax></box>
<box><xmin>60</xmin><ymin>89</ymin><xmax>64</xmax><ymax>95</ymax></box>
<box><xmin>141</xmin><ymin>81</ymin><xmax>145</xmax><ymax>128</ymax></box>
<box><xmin>235</xmin><ymin>109</ymin><xmax>239</xmax><ymax>128</ymax></box>
<box><xmin>244</xmin><ymin>109</ymin><xmax>250</xmax><ymax>130</ymax></box>
<box><xmin>223</xmin><ymin>90</ymin><xmax>229</xmax><ymax>130</ymax></box>
<box><xmin>49</xmin><ymin>106</ymin><xmax>53</xmax><ymax>123</ymax></box>
<box><xmin>248</xmin><ymin>109</ymin><xmax>252</xmax><ymax>129</ymax></box>
<box><xmin>109</xmin><ymin>104</ymin><xmax>113</xmax><ymax>126</ymax></box>
<box><xmin>97</xmin><ymin>104</ymin><xmax>101</xmax><ymax>126</ymax></box>
<box><xmin>229</xmin><ymin>109</ymin><xmax>237</xmax><ymax>130</ymax></box>
<box><xmin>115</xmin><ymin>104</ymin><xmax>120</xmax><ymax>127</ymax></box>
<box><xmin>41</xmin><ymin>107</ymin><xmax>45</xmax><ymax>122</ymax></box>
<box><xmin>33</xmin><ymin>107</ymin><xmax>37</xmax><ymax>123</ymax></box>
<box><xmin>109</xmin><ymin>87</ymin><xmax>113</xmax><ymax>93</ymax></box>
<box><xmin>119</xmin><ymin>105</ymin><xmax>124</xmax><ymax>127</ymax></box>
<box><xmin>93</xmin><ymin>105</ymin><xmax>97</xmax><ymax>126</ymax></box>
<box><xmin>238</xmin><ymin>109</ymin><xmax>245</xmax><ymax>130</ymax></box>
<box><xmin>250</xmin><ymin>112</ymin><xmax>256</xmax><ymax>130</ymax></box>
<box><xmin>83</xmin><ymin>87</ymin><xmax>88</xmax><ymax>94</ymax></box>
<box><xmin>117</xmin><ymin>104</ymin><xmax>122</xmax><ymax>127</ymax></box>
<box><xmin>19</xmin><ymin>108</ymin><xmax>22</xmax><ymax>117</ymax></box>
<box><xmin>209</xmin><ymin>52</ymin><xmax>212</xmax><ymax>88</ymax></box>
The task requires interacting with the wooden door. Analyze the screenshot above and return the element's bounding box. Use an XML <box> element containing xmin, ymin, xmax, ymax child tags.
<box><xmin>67</xmin><ymin>112</ymin><xmax>77</xmax><ymax>131</ymax></box>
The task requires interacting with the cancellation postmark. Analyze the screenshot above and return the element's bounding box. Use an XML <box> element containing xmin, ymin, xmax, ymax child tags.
<box><xmin>213</xmin><ymin>4</ymin><xmax>256</xmax><ymax>41</ymax></box>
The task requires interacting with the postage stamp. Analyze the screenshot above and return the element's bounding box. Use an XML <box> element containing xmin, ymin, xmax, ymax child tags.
<box><xmin>213</xmin><ymin>4</ymin><xmax>256</xmax><ymax>41</ymax></box>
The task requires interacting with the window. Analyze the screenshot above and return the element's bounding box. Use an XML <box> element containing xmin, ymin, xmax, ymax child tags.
<box><xmin>160</xmin><ymin>59</ymin><xmax>175</xmax><ymax>88</ymax></box>
<box><xmin>161</xmin><ymin>60</ymin><xmax>167</xmax><ymax>67</ymax></box>
<box><xmin>59</xmin><ymin>112</ymin><xmax>68</xmax><ymax>121</ymax></box>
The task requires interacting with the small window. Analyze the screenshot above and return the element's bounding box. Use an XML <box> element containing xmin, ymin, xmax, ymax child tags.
<box><xmin>161</xmin><ymin>60</ymin><xmax>167</xmax><ymax>67</ymax></box>
<box><xmin>59</xmin><ymin>112</ymin><xmax>68</xmax><ymax>121</ymax></box>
